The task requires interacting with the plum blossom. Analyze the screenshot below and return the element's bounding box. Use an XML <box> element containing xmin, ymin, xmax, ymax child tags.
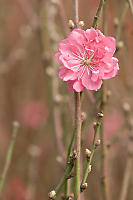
<box><xmin>56</xmin><ymin>28</ymin><xmax>119</xmax><ymax>92</ymax></box>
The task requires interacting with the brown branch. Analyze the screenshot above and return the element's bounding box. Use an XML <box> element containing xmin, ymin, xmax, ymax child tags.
<box><xmin>45</xmin><ymin>0</ymin><xmax>65</xmax><ymax>164</ymax></box>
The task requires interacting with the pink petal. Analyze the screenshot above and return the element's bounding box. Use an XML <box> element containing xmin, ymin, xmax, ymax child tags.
<box><xmin>103</xmin><ymin>57</ymin><xmax>119</xmax><ymax>79</ymax></box>
<box><xmin>82</xmin><ymin>70</ymin><xmax>102</xmax><ymax>91</ymax></box>
<box><xmin>91</xmin><ymin>71</ymin><xmax>99</xmax><ymax>82</ymax></box>
<box><xmin>73</xmin><ymin>80</ymin><xmax>85</xmax><ymax>92</ymax></box>
<box><xmin>59</xmin><ymin>66</ymin><xmax>77</xmax><ymax>81</ymax></box>
<box><xmin>103</xmin><ymin>37</ymin><xmax>116</xmax><ymax>56</ymax></box>
<box><xmin>67</xmin><ymin>80</ymin><xmax>75</xmax><ymax>91</ymax></box>
<box><xmin>55</xmin><ymin>52</ymin><xmax>62</xmax><ymax>63</ymax></box>
<box><xmin>69</xmin><ymin>29</ymin><xmax>86</xmax><ymax>46</ymax></box>
<box><xmin>85</xmin><ymin>27</ymin><xmax>97</xmax><ymax>41</ymax></box>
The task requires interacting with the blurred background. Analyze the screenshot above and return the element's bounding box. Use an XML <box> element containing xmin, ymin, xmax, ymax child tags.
<box><xmin>0</xmin><ymin>0</ymin><xmax>133</xmax><ymax>199</ymax></box>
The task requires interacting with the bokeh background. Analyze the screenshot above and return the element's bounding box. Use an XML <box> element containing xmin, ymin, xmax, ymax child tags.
<box><xmin>0</xmin><ymin>0</ymin><xmax>133</xmax><ymax>199</ymax></box>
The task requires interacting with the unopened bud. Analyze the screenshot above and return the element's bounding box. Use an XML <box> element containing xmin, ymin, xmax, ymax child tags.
<box><xmin>107</xmin><ymin>90</ymin><xmax>111</xmax><ymax>98</ymax></box>
<box><xmin>56</xmin><ymin>156</ymin><xmax>63</xmax><ymax>164</ymax></box>
<box><xmin>122</xmin><ymin>102</ymin><xmax>130</xmax><ymax>113</ymax></box>
<box><xmin>97</xmin><ymin>112</ymin><xmax>104</xmax><ymax>118</ymax></box>
<box><xmin>117</xmin><ymin>41</ymin><xmax>124</xmax><ymax>49</ymax></box>
<box><xmin>85</xmin><ymin>149</ymin><xmax>91</xmax><ymax>159</ymax></box>
<box><xmin>81</xmin><ymin>112</ymin><xmax>87</xmax><ymax>121</ymax></box>
<box><xmin>79</xmin><ymin>20</ymin><xmax>85</xmax><ymax>27</ymax></box>
<box><xmin>46</xmin><ymin>67</ymin><xmax>54</xmax><ymax>77</ymax></box>
<box><xmin>88</xmin><ymin>165</ymin><xmax>92</xmax><ymax>173</ymax></box>
<box><xmin>95</xmin><ymin>139</ymin><xmax>101</xmax><ymax>147</ymax></box>
<box><xmin>93</xmin><ymin>122</ymin><xmax>97</xmax><ymax>128</ymax></box>
<box><xmin>13</xmin><ymin>121</ymin><xmax>20</xmax><ymax>128</ymax></box>
<box><xmin>54</xmin><ymin>94</ymin><xmax>63</xmax><ymax>103</ymax></box>
<box><xmin>28</xmin><ymin>145</ymin><xmax>41</xmax><ymax>157</ymax></box>
<box><xmin>114</xmin><ymin>17</ymin><xmax>119</xmax><ymax>26</ymax></box>
<box><xmin>68</xmin><ymin>193</ymin><xmax>74</xmax><ymax>200</ymax></box>
<box><xmin>80</xmin><ymin>182</ymin><xmax>88</xmax><ymax>192</ymax></box>
<box><xmin>48</xmin><ymin>190</ymin><xmax>56</xmax><ymax>199</ymax></box>
<box><xmin>68</xmin><ymin>20</ymin><xmax>75</xmax><ymax>29</ymax></box>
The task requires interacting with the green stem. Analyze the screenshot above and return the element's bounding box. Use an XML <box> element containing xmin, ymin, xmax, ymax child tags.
<box><xmin>93</xmin><ymin>0</ymin><xmax>105</xmax><ymax>29</ymax></box>
<box><xmin>56</xmin><ymin>162</ymin><xmax>74</xmax><ymax>196</ymax></box>
<box><xmin>74</xmin><ymin>92</ymin><xmax>82</xmax><ymax>200</ymax></box>
<box><xmin>0</xmin><ymin>122</ymin><xmax>19</xmax><ymax>197</ymax></box>
<box><xmin>127</xmin><ymin>0</ymin><xmax>133</xmax><ymax>17</ymax></box>
<box><xmin>81</xmin><ymin>119</ymin><xmax>101</xmax><ymax>186</ymax></box>
<box><xmin>116</xmin><ymin>1</ymin><xmax>128</xmax><ymax>42</ymax></box>
<box><xmin>64</xmin><ymin>130</ymin><xmax>75</xmax><ymax>199</ymax></box>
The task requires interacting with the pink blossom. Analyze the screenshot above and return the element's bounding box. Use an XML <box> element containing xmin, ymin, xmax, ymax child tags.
<box><xmin>18</xmin><ymin>101</ymin><xmax>48</xmax><ymax>128</ymax></box>
<box><xmin>56</xmin><ymin>28</ymin><xmax>119</xmax><ymax>92</ymax></box>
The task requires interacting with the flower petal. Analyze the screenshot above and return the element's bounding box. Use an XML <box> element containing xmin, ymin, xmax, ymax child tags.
<box><xmin>59</xmin><ymin>66</ymin><xmax>77</xmax><ymax>81</ymax></box>
<box><xmin>82</xmin><ymin>70</ymin><xmax>102</xmax><ymax>91</ymax></box>
<box><xmin>73</xmin><ymin>80</ymin><xmax>85</xmax><ymax>92</ymax></box>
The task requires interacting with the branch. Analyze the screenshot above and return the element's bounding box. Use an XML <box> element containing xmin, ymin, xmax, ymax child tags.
<box><xmin>81</xmin><ymin>113</ymin><xmax>103</xmax><ymax>189</ymax></box>
<box><xmin>0</xmin><ymin>122</ymin><xmax>20</xmax><ymax>197</ymax></box>
<box><xmin>93</xmin><ymin>0</ymin><xmax>105</xmax><ymax>29</ymax></box>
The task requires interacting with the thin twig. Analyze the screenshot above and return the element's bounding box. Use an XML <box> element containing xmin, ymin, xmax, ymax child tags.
<box><xmin>55</xmin><ymin>161</ymin><xmax>74</xmax><ymax>196</ymax></box>
<box><xmin>116</xmin><ymin>1</ymin><xmax>128</xmax><ymax>42</ymax></box>
<box><xmin>16</xmin><ymin>0</ymin><xmax>40</xmax><ymax>31</ymax></box>
<box><xmin>99</xmin><ymin>2</ymin><xmax>108</xmax><ymax>198</ymax></box>
<box><xmin>93</xmin><ymin>0</ymin><xmax>105</xmax><ymax>29</ymax></box>
<box><xmin>81</xmin><ymin>116</ymin><xmax>102</xmax><ymax>187</ymax></box>
<box><xmin>58</xmin><ymin>0</ymin><xmax>70</xmax><ymax>35</ymax></box>
<box><xmin>45</xmin><ymin>0</ymin><xmax>65</xmax><ymax>163</ymax></box>
<box><xmin>74</xmin><ymin>92</ymin><xmax>82</xmax><ymax>200</ymax></box>
<box><xmin>64</xmin><ymin>129</ymin><xmax>75</xmax><ymax>199</ymax></box>
<box><xmin>127</xmin><ymin>0</ymin><xmax>133</xmax><ymax>17</ymax></box>
<box><xmin>74</xmin><ymin>0</ymin><xmax>79</xmax><ymax>27</ymax></box>
<box><xmin>0</xmin><ymin>122</ymin><xmax>20</xmax><ymax>197</ymax></box>
<box><xmin>119</xmin><ymin>109</ymin><xmax>133</xmax><ymax>200</ymax></box>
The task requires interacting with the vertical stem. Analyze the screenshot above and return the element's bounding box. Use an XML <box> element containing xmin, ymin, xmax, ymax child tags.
<box><xmin>93</xmin><ymin>0</ymin><xmax>105</xmax><ymax>29</ymax></box>
<box><xmin>64</xmin><ymin>130</ymin><xmax>75</xmax><ymax>199</ymax></box>
<box><xmin>81</xmin><ymin>120</ymin><xmax>101</xmax><ymax>185</ymax></box>
<box><xmin>74</xmin><ymin>92</ymin><xmax>82</xmax><ymax>200</ymax></box>
<box><xmin>100</xmin><ymin>1</ymin><xmax>108</xmax><ymax>199</ymax></box>
<box><xmin>100</xmin><ymin>85</ymin><xmax>108</xmax><ymax>200</ymax></box>
<box><xmin>116</xmin><ymin>1</ymin><xmax>128</xmax><ymax>42</ymax></box>
<box><xmin>74</xmin><ymin>0</ymin><xmax>79</xmax><ymax>27</ymax></box>
<box><xmin>119</xmin><ymin>112</ymin><xmax>133</xmax><ymax>200</ymax></box>
<box><xmin>73</xmin><ymin>1</ymin><xmax>81</xmax><ymax>199</ymax></box>
<box><xmin>127</xmin><ymin>0</ymin><xmax>133</xmax><ymax>17</ymax></box>
<box><xmin>0</xmin><ymin>122</ymin><xmax>19</xmax><ymax>197</ymax></box>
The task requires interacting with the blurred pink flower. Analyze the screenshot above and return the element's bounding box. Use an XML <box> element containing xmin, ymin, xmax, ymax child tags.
<box><xmin>18</xmin><ymin>101</ymin><xmax>48</xmax><ymax>128</ymax></box>
<box><xmin>56</xmin><ymin>28</ymin><xmax>119</xmax><ymax>92</ymax></box>
<box><xmin>5</xmin><ymin>177</ymin><xmax>27</xmax><ymax>200</ymax></box>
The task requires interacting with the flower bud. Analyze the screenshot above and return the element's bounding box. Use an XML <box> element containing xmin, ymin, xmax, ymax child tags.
<box><xmin>68</xmin><ymin>20</ymin><xmax>75</xmax><ymax>29</ymax></box>
<box><xmin>97</xmin><ymin>112</ymin><xmax>104</xmax><ymax>118</ymax></box>
<box><xmin>106</xmin><ymin>90</ymin><xmax>111</xmax><ymax>98</ymax></box>
<box><xmin>114</xmin><ymin>17</ymin><xmax>119</xmax><ymax>26</ymax></box>
<box><xmin>85</xmin><ymin>149</ymin><xmax>91</xmax><ymax>159</ymax></box>
<box><xmin>95</xmin><ymin>139</ymin><xmax>101</xmax><ymax>147</ymax></box>
<box><xmin>79</xmin><ymin>21</ymin><xmax>85</xmax><ymax>27</ymax></box>
<box><xmin>48</xmin><ymin>190</ymin><xmax>56</xmax><ymax>199</ymax></box>
<box><xmin>117</xmin><ymin>41</ymin><xmax>124</xmax><ymax>49</ymax></box>
<box><xmin>122</xmin><ymin>102</ymin><xmax>130</xmax><ymax>113</ymax></box>
<box><xmin>28</xmin><ymin>145</ymin><xmax>41</xmax><ymax>157</ymax></box>
<box><xmin>93</xmin><ymin>121</ymin><xmax>97</xmax><ymax>128</ymax></box>
<box><xmin>88</xmin><ymin>165</ymin><xmax>92</xmax><ymax>173</ymax></box>
<box><xmin>13</xmin><ymin>121</ymin><xmax>20</xmax><ymax>128</ymax></box>
<box><xmin>80</xmin><ymin>182</ymin><xmax>88</xmax><ymax>192</ymax></box>
<box><xmin>46</xmin><ymin>67</ymin><xmax>54</xmax><ymax>77</ymax></box>
<box><xmin>81</xmin><ymin>112</ymin><xmax>87</xmax><ymax>121</ymax></box>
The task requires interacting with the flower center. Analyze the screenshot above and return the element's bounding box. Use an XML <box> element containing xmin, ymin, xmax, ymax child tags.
<box><xmin>82</xmin><ymin>56</ymin><xmax>93</xmax><ymax>67</ymax></box>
